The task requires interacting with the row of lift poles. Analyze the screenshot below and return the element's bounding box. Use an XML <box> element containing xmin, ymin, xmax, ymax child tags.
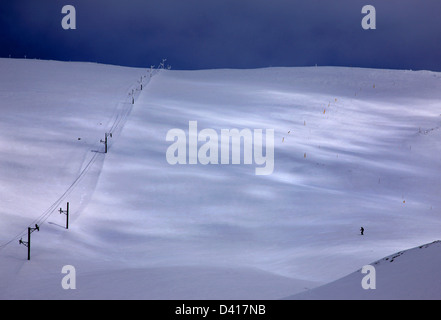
<box><xmin>18</xmin><ymin>79</ymin><xmax>141</xmax><ymax>260</ymax></box>
<box><xmin>20</xmin><ymin>130</ymin><xmax>112</xmax><ymax>260</ymax></box>
<box><xmin>19</xmin><ymin>130</ymin><xmax>112</xmax><ymax>260</ymax></box>
<box><xmin>19</xmin><ymin>203</ymin><xmax>69</xmax><ymax>261</ymax></box>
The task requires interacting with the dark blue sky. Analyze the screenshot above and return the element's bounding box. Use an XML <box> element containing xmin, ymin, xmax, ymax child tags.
<box><xmin>1</xmin><ymin>0</ymin><xmax>440</xmax><ymax>70</ymax></box>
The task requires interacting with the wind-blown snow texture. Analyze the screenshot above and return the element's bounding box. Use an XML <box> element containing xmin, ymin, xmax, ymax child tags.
<box><xmin>0</xmin><ymin>59</ymin><xmax>440</xmax><ymax>300</ymax></box>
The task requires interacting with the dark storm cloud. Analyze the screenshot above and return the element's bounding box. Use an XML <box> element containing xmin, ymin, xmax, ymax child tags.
<box><xmin>0</xmin><ymin>0</ymin><xmax>440</xmax><ymax>70</ymax></box>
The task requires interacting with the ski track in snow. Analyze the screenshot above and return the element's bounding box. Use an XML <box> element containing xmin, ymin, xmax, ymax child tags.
<box><xmin>0</xmin><ymin>60</ymin><xmax>151</xmax><ymax>250</ymax></box>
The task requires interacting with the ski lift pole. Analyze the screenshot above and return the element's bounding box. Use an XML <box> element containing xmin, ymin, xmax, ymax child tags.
<box><xmin>59</xmin><ymin>202</ymin><xmax>70</xmax><ymax>230</ymax></box>
<box><xmin>19</xmin><ymin>224</ymin><xmax>39</xmax><ymax>261</ymax></box>
<box><xmin>100</xmin><ymin>133</ymin><xmax>112</xmax><ymax>154</ymax></box>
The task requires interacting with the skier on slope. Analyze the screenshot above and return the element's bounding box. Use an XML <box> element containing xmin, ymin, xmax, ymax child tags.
<box><xmin>360</xmin><ymin>227</ymin><xmax>364</xmax><ymax>236</ymax></box>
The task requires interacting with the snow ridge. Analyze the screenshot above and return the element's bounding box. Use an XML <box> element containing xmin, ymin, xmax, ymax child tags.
<box><xmin>0</xmin><ymin>65</ymin><xmax>152</xmax><ymax>253</ymax></box>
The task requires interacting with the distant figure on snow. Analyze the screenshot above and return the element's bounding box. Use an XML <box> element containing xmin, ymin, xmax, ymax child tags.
<box><xmin>360</xmin><ymin>227</ymin><xmax>364</xmax><ymax>236</ymax></box>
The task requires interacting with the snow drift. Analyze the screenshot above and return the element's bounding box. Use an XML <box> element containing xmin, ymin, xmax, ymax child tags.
<box><xmin>288</xmin><ymin>240</ymin><xmax>441</xmax><ymax>300</ymax></box>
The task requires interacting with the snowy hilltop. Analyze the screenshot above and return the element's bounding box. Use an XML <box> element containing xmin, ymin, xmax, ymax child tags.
<box><xmin>0</xmin><ymin>58</ymin><xmax>440</xmax><ymax>299</ymax></box>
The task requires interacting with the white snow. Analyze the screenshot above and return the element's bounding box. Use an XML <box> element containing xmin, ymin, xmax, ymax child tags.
<box><xmin>0</xmin><ymin>58</ymin><xmax>440</xmax><ymax>299</ymax></box>
<box><xmin>287</xmin><ymin>241</ymin><xmax>441</xmax><ymax>300</ymax></box>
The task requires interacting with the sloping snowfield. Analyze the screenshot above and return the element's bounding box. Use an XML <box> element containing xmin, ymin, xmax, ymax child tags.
<box><xmin>0</xmin><ymin>58</ymin><xmax>440</xmax><ymax>299</ymax></box>
<box><xmin>288</xmin><ymin>240</ymin><xmax>441</xmax><ymax>300</ymax></box>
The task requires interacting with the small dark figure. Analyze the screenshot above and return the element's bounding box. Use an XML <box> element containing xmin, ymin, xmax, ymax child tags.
<box><xmin>360</xmin><ymin>227</ymin><xmax>364</xmax><ymax>236</ymax></box>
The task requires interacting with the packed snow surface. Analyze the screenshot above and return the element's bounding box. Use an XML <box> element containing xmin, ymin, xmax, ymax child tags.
<box><xmin>0</xmin><ymin>59</ymin><xmax>440</xmax><ymax>299</ymax></box>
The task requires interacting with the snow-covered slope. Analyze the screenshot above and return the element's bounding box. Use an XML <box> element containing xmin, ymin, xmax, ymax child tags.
<box><xmin>0</xmin><ymin>59</ymin><xmax>440</xmax><ymax>299</ymax></box>
<box><xmin>287</xmin><ymin>240</ymin><xmax>441</xmax><ymax>300</ymax></box>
